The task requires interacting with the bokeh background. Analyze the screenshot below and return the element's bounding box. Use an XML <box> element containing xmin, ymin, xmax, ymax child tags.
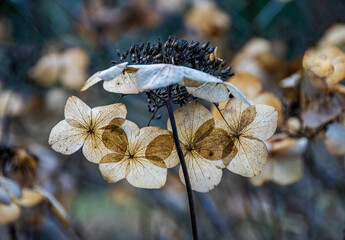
<box><xmin>1</xmin><ymin>0</ymin><xmax>345</xmax><ymax>239</ymax></box>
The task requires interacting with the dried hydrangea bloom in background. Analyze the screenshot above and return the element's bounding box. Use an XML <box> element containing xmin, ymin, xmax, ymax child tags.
<box><xmin>99</xmin><ymin>118</ymin><xmax>176</xmax><ymax>189</ymax></box>
<box><xmin>29</xmin><ymin>48</ymin><xmax>89</xmax><ymax>90</ymax></box>
<box><xmin>324</xmin><ymin>122</ymin><xmax>345</xmax><ymax>155</ymax></box>
<box><xmin>250</xmin><ymin>136</ymin><xmax>308</xmax><ymax>186</ymax></box>
<box><xmin>49</xmin><ymin>96</ymin><xmax>127</xmax><ymax>163</ymax></box>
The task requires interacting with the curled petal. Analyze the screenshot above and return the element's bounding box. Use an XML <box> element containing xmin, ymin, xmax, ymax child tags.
<box><xmin>224</xmin><ymin>82</ymin><xmax>252</xmax><ymax>107</ymax></box>
<box><xmin>185</xmin><ymin>83</ymin><xmax>229</xmax><ymax>103</ymax></box>
<box><xmin>81</xmin><ymin>62</ymin><xmax>128</xmax><ymax>91</ymax></box>
<box><xmin>49</xmin><ymin>120</ymin><xmax>86</xmax><ymax>154</ymax></box>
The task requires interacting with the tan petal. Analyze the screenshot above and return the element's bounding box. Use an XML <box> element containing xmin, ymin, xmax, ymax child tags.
<box><xmin>167</xmin><ymin>102</ymin><xmax>213</xmax><ymax>145</ymax></box>
<box><xmin>227</xmin><ymin>136</ymin><xmax>268</xmax><ymax>177</ymax></box>
<box><xmin>229</xmin><ymin>72</ymin><xmax>262</xmax><ymax>99</ymax></box>
<box><xmin>81</xmin><ymin>62</ymin><xmax>128</xmax><ymax>91</ymax></box>
<box><xmin>223</xmin><ymin>98</ymin><xmax>253</xmax><ymax>134</ymax></box>
<box><xmin>48</xmin><ymin>120</ymin><xmax>86</xmax><ymax>154</ymax></box>
<box><xmin>15</xmin><ymin>189</ymin><xmax>44</xmax><ymax>207</ymax></box>
<box><xmin>325</xmin><ymin>123</ymin><xmax>345</xmax><ymax>155</ymax></box>
<box><xmin>99</xmin><ymin>158</ymin><xmax>128</xmax><ymax>183</ymax></box>
<box><xmin>179</xmin><ymin>152</ymin><xmax>223</xmax><ymax>192</ymax></box>
<box><xmin>126</xmin><ymin>158</ymin><xmax>167</xmax><ymax>189</ymax></box>
<box><xmin>102</xmin><ymin>118</ymin><xmax>128</xmax><ymax>155</ymax></box>
<box><xmin>242</xmin><ymin>104</ymin><xmax>278</xmax><ymax>141</ymax></box>
<box><xmin>91</xmin><ymin>103</ymin><xmax>127</xmax><ymax>129</ymax></box>
<box><xmin>185</xmin><ymin>82</ymin><xmax>229</xmax><ymax>102</ymax></box>
<box><xmin>253</xmin><ymin>92</ymin><xmax>284</xmax><ymax>125</ymax></box>
<box><xmin>103</xmin><ymin>72</ymin><xmax>142</xmax><ymax>94</ymax></box>
<box><xmin>0</xmin><ymin>203</ymin><xmax>21</xmax><ymax>225</ymax></box>
<box><xmin>82</xmin><ymin>134</ymin><xmax>112</xmax><ymax>163</ymax></box>
<box><xmin>271</xmin><ymin>156</ymin><xmax>303</xmax><ymax>185</ymax></box>
<box><xmin>29</xmin><ymin>53</ymin><xmax>60</xmax><ymax>87</ymax></box>
<box><xmin>64</xmin><ymin>96</ymin><xmax>91</xmax><ymax>128</ymax></box>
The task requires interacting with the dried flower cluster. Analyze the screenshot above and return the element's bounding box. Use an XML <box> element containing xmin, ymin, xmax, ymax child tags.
<box><xmin>49</xmin><ymin>38</ymin><xmax>278</xmax><ymax>192</ymax></box>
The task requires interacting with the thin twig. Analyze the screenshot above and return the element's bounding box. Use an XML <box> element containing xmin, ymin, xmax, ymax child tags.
<box><xmin>166</xmin><ymin>98</ymin><xmax>199</xmax><ymax>240</ymax></box>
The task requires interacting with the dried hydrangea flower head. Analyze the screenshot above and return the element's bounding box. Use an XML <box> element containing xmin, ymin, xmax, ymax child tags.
<box><xmin>49</xmin><ymin>96</ymin><xmax>127</xmax><ymax>163</ymax></box>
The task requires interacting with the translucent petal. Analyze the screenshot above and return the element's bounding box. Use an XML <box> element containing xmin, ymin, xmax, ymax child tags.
<box><xmin>48</xmin><ymin>120</ymin><xmax>86</xmax><ymax>154</ymax></box>
<box><xmin>103</xmin><ymin>72</ymin><xmax>142</xmax><ymax>94</ymax></box>
<box><xmin>179</xmin><ymin>152</ymin><xmax>223</xmax><ymax>192</ymax></box>
<box><xmin>167</xmin><ymin>102</ymin><xmax>213</xmax><ymax>146</ymax></box>
<box><xmin>227</xmin><ymin>136</ymin><xmax>268</xmax><ymax>177</ymax></box>
<box><xmin>126</xmin><ymin>158</ymin><xmax>167</xmax><ymax>189</ymax></box>
<box><xmin>242</xmin><ymin>104</ymin><xmax>278</xmax><ymax>141</ymax></box>
<box><xmin>83</xmin><ymin>133</ymin><xmax>112</xmax><ymax>163</ymax></box>
<box><xmin>99</xmin><ymin>158</ymin><xmax>128</xmax><ymax>183</ymax></box>
<box><xmin>64</xmin><ymin>96</ymin><xmax>91</xmax><ymax>128</ymax></box>
<box><xmin>91</xmin><ymin>103</ymin><xmax>127</xmax><ymax>129</ymax></box>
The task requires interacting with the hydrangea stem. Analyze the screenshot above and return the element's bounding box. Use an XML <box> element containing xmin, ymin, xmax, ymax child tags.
<box><xmin>166</xmin><ymin>98</ymin><xmax>199</xmax><ymax>240</ymax></box>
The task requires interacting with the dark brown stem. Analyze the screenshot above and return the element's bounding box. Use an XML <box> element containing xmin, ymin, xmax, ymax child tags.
<box><xmin>166</xmin><ymin>98</ymin><xmax>199</xmax><ymax>240</ymax></box>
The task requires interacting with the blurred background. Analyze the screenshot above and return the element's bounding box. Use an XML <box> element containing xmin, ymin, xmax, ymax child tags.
<box><xmin>1</xmin><ymin>0</ymin><xmax>345</xmax><ymax>239</ymax></box>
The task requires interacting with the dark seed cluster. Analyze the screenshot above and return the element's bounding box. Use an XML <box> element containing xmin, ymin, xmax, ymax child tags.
<box><xmin>113</xmin><ymin>36</ymin><xmax>233</xmax><ymax>80</ymax></box>
<box><xmin>112</xmin><ymin>37</ymin><xmax>234</xmax><ymax>125</ymax></box>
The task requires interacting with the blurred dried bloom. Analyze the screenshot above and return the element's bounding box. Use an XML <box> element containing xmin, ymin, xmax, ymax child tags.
<box><xmin>318</xmin><ymin>23</ymin><xmax>345</xmax><ymax>50</ymax></box>
<box><xmin>99</xmin><ymin>119</ymin><xmax>175</xmax><ymax>189</ymax></box>
<box><xmin>250</xmin><ymin>136</ymin><xmax>308</xmax><ymax>186</ymax></box>
<box><xmin>0</xmin><ymin>87</ymin><xmax>25</xmax><ymax>118</ymax></box>
<box><xmin>49</xmin><ymin>96</ymin><xmax>127</xmax><ymax>163</ymax></box>
<box><xmin>216</xmin><ymin>98</ymin><xmax>278</xmax><ymax>177</ymax></box>
<box><xmin>185</xmin><ymin>1</ymin><xmax>230</xmax><ymax>40</ymax></box>
<box><xmin>324</xmin><ymin>122</ymin><xmax>345</xmax><ymax>155</ymax></box>
<box><xmin>30</xmin><ymin>48</ymin><xmax>89</xmax><ymax>90</ymax></box>
<box><xmin>0</xmin><ymin>203</ymin><xmax>20</xmax><ymax>225</ymax></box>
<box><xmin>303</xmin><ymin>46</ymin><xmax>345</xmax><ymax>85</ymax></box>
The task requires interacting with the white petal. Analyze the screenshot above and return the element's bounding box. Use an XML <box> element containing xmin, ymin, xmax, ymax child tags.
<box><xmin>134</xmin><ymin>64</ymin><xmax>184</xmax><ymax>89</ymax></box>
<box><xmin>181</xmin><ymin>66</ymin><xmax>223</xmax><ymax>84</ymax></box>
<box><xmin>227</xmin><ymin>137</ymin><xmax>268</xmax><ymax>177</ymax></box>
<box><xmin>223</xmin><ymin>82</ymin><xmax>252</xmax><ymax>107</ymax></box>
<box><xmin>91</xmin><ymin>103</ymin><xmax>127</xmax><ymax>129</ymax></box>
<box><xmin>82</xmin><ymin>134</ymin><xmax>112</xmax><ymax>163</ymax></box>
<box><xmin>325</xmin><ymin>123</ymin><xmax>345</xmax><ymax>155</ymax></box>
<box><xmin>126</xmin><ymin>158</ymin><xmax>167</xmax><ymax>189</ymax></box>
<box><xmin>179</xmin><ymin>152</ymin><xmax>223</xmax><ymax>192</ymax></box>
<box><xmin>242</xmin><ymin>104</ymin><xmax>278</xmax><ymax>141</ymax></box>
<box><xmin>64</xmin><ymin>96</ymin><xmax>91</xmax><ymax>128</ymax></box>
<box><xmin>81</xmin><ymin>62</ymin><xmax>128</xmax><ymax>91</ymax></box>
<box><xmin>185</xmin><ymin>83</ymin><xmax>229</xmax><ymax>102</ymax></box>
<box><xmin>48</xmin><ymin>120</ymin><xmax>86</xmax><ymax>154</ymax></box>
<box><xmin>99</xmin><ymin>159</ymin><xmax>129</xmax><ymax>183</ymax></box>
<box><xmin>103</xmin><ymin>72</ymin><xmax>142</xmax><ymax>94</ymax></box>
